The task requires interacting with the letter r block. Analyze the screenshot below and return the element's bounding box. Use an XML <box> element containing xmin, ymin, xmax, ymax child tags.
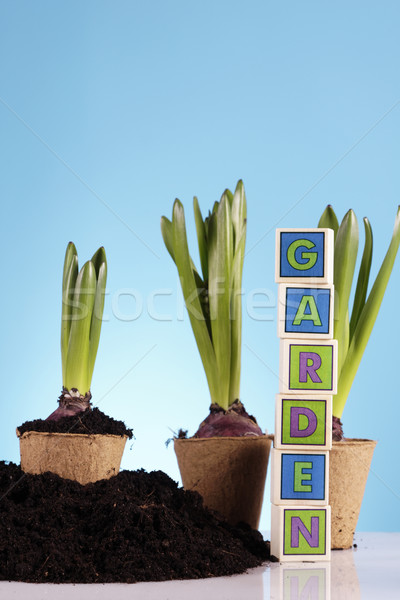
<box><xmin>275</xmin><ymin>394</ymin><xmax>332</xmax><ymax>450</ymax></box>
<box><xmin>271</xmin><ymin>504</ymin><xmax>331</xmax><ymax>561</ymax></box>
<box><xmin>278</xmin><ymin>283</ymin><xmax>334</xmax><ymax>339</ymax></box>
<box><xmin>275</xmin><ymin>229</ymin><xmax>334</xmax><ymax>284</ymax></box>
<box><xmin>270</xmin><ymin>448</ymin><xmax>329</xmax><ymax>506</ymax></box>
<box><xmin>279</xmin><ymin>339</ymin><xmax>338</xmax><ymax>394</ymax></box>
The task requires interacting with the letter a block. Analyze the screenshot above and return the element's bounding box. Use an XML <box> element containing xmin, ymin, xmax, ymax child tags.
<box><xmin>278</xmin><ymin>284</ymin><xmax>334</xmax><ymax>339</ymax></box>
<box><xmin>275</xmin><ymin>394</ymin><xmax>332</xmax><ymax>450</ymax></box>
<box><xmin>275</xmin><ymin>229</ymin><xmax>334</xmax><ymax>284</ymax></box>
<box><xmin>271</xmin><ymin>448</ymin><xmax>329</xmax><ymax>506</ymax></box>
<box><xmin>280</xmin><ymin>339</ymin><xmax>338</xmax><ymax>394</ymax></box>
<box><xmin>271</xmin><ymin>504</ymin><xmax>331</xmax><ymax>561</ymax></box>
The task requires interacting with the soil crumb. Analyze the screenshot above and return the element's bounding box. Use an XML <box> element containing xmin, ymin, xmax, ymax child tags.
<box><xmin>0</xmin><ymin>461</ymin><xmax>269</xmax><ymax>583</ymax></box>
<box><xmin>17</xmin><ymin>407</ymin><xmax>133</xmax><ymax>439</ymax></box>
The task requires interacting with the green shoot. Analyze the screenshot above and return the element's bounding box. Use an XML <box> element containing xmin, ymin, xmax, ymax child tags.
<box><xmin>161</xmin><ymin>180</ymin><xmax>247</xmax><ymax>410</ymax></box>
<box><xmin>318</xmin><ymin>206</ymin><xmax>400</xmax><ymax>418</ymax></box>
<box><xmin>61</xmin><ymin>243</ymin><xmax>107</xmax><ymax>396</ymax></box>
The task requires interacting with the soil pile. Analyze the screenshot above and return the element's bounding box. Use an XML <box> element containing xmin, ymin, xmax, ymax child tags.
<box><xmin>0</xmin><ymin>461</ymin><xmax>270</xmax><ymax>583</ymax></box>
<box><xmin>17</xmin><ymin>407</ymin><xmax>133</xmax><ymax>438</ymax></box>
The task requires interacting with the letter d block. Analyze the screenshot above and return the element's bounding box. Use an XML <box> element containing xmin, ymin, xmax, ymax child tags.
<box><xmin>275</xmin><ymin>229</ymin><xmax>334</xmax><ymax>284</ymax></box>
<box><xmin>270</xmin><ymin>448</ymin><xmax>329</xmax><ymax>506</ymax></box>
<box><xmin>280</xmin><ymin>339</ymin><xmax>338</xmax><ymax>394</ymax></box>
<box><xmin>271</xmin><ymin>504</ymin><xmax>331</xmax><ymax>562</ymax></box>
<box><xmin>275</xmin><ymin>394</ymin><xmax>332</xmax><ymax>450</ymax></box>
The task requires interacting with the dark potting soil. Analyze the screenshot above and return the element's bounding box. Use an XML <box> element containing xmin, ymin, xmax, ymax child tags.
<box><xmin>17</xmin><ymin>407</ymin><xmax>133</xmax><ymax>439</ymax></box>
<box><xmin>0</xmin><ymin>461</ymin><xmax>270</xmax><ymax>583</ymax></box>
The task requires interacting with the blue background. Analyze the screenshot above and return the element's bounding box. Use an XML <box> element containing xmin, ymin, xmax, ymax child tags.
<box><xmin>281</xmin><ymin>453</ymin><xmax>326</xmax><ymax>500</ymax></box>
<box><xmin>0</xmin><ymin>1</ymin><xmax>399</xmax><ymax>532</ymax></box>
<box><xmin>285</xmin><ymin>287</ymin><xmax>331</xmax><ymax>334</ymax></box>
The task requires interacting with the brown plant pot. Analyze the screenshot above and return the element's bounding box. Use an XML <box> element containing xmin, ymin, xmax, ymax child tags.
<box><xmin>330</xmin><ymin>438</ymin><xmax>377</xmax><ymax>549</ymax></box>
<box><xmin>174</xmin><ymin>435</ymin><xmax>271</xmax><ymax>530</ymax></box>
<box><xmin>17</xmin><ymin>430</ymin><xmax>128</xmax><ymax>485</ymax></box>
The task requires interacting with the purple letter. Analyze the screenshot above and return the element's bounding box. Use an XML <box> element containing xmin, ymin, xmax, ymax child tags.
<box><xmin>291</xmin><ymin>516</ymin><xmax>320</xmax><ymax>548</ymax></box>
<box><xmin>290</xmin><ymin>407</ymin><xmax>317</xmax><ymax>438</ymax></box>
<box><xmin>299</xmin><ymin>352</ymin><xmax>322</xmax><ymax>383</ymax></box>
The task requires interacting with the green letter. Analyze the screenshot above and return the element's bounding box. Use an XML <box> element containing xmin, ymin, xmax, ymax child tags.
<box><xmin>293</xmin><ymin>295</ymin><xmax>322</xmax><ymax>326</ymax></box>
<box><xmin>294</xmin><ymin>461</ymin><xmax>312</xmax><ymax>492</ymax></box>
<box><xmin>287</xmin><ymin>239</ymin><xmax>317</xmax><ymax>271</ymax></box>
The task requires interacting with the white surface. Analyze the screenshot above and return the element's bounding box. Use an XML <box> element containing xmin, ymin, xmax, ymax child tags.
<box><xmin>0</xmin><ymin>532</ymin><xmax>398</xmax><ymax>599</ymax></box>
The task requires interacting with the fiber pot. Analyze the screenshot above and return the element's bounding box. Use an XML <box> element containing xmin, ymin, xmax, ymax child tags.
<box><xmin>330</xmin><ymin>439</ymin><xmax>377</xmax><ymax>549</ymax></box>
<box><xmin>17</xmin><ymin>430</ymin><xmax>127</xmax><ymax>485</ymax></box>
<box><xmin>174</xmin><ymin>435</ymin><xmax>271</xmax><ymax>530</ymax></box>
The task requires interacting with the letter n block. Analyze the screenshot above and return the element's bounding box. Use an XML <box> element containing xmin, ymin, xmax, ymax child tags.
<box><xmin>275</xmin><ymin>394</ymin><xmax>332</xmax><ymax>450</ymax></box>
<box><xmin>280</xmin><ymin>339</ymin><xmax>338</xmax><ymax>394</ymax></box>
<box><xmin>270</xmin><ymin>448</ymin><xmax>329</xmax><ymax>506</ymax></box>
<box><xmin>275</xmin><ymin>229</ymin><xmax>334</xmax><ymax>284</ymax></box>
<box><xmin>278</xmin><ymin>284</ymin><xmax>334</xmax><ymax>339</ymax></box>
<box><xmin>271</xmin><ymin>504</ymin><xmax>331</xmax><ymax>561</ymax></box>
<box><xmin>270</xmin><ymin>564</ymin><xmax>331</xmax><ymax>600</ymax></box>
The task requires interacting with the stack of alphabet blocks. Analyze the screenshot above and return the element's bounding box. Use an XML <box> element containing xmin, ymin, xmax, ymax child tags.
<box><xmin>271</xmin><ymin>229</ymin><xmax>337</xmax><ymax>561</ymax></box>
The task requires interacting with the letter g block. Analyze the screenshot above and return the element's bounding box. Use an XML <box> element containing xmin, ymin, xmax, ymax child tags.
<box><xmin>275</xmin><ymin>229</ymin><xmax>334</xmax><ymax>284</ymax></box>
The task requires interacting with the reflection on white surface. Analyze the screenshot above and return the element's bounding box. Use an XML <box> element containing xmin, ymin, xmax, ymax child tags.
<box><xmin>270</xmin><ymin>563</ymin><xmax>331</xmax><ymax>599</ymax></box>
<box><xmin>0</xmin><ymin>533</ymin><xmax>399</xmax><ymax>600</ymax></box>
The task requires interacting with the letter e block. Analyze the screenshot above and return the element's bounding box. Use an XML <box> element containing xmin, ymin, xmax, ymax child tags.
<box><xmin>271</xmin><ymin>448</ymin><xmax>329</xmax><ymax>506</ymax></box>
<box><xmin>275</xmin><ymin>394</ymin><xmax>332</xmax><ymax>450</ymax></box>
<box><xmin>271</xmin><ymin>504</ymin><xmax>331</xmax><ymax>561</ymax></box>
<box><xmin>275</xmin><ymin>229</ymin><xmax>334</xmax><ymax>284</ymax></box>
<box><xmin>278</xmin><ymin>284</ymin><xmax>334</xmax><ymax>339</ymax></box>
<box><xmin>280</xmin><ymin>339</ymin><xmax>338</xmax><ymax>394</ymax></box>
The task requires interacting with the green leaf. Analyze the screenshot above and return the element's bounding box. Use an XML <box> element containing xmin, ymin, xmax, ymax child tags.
<box><xmin>161</xmin><ymin>216</ymin><xmax>176</xmax><ymax>263</ymax></box>
<box><xmin>224</xmin><ymin>188</ymin><xmax>234</xmax><ymax>209</ymax></box>
<box><xmin>231</xmin><ymin>180</ymin><xmax>247</xmax><ymax>252</ymax></box>
<box><xmin>161</xmin><ymin>213</ymin><xmax>204</xmax><ymax>289</ymax></box>
<box><xmin>229</xmin><ymin>181</ymin><xmax>247</xmax><ymax>405</ymax></box>
<box><xmin>87</xmin><ymin>249</ymin><xmax>107</xmax><ymax>386</ymax></box>
<box><xmin>193</xmin><ymin>196</ymin><xmax>208</xmax><ymax>282</ymax></box>
<box><xmin>349</xmin><ymin>218</ymin><xmax>373</xmax><ymax>341</ymax></box>
<box><xmin>334</xmin><ymin>206</ymin><xmax>400</xmax><ymax>417</ymax></box>
<box><xmin>61</xmin><ymin>244</ymin><xmax>78</xmax><ymax>384</ymax></box>
<box><xmin>229</xmin><ymin>231</ymin><xmax>246</xmax><ymax>405</ymax></box>
<box><xmin>333</xmin><ymin>209</ymin><xmax>359</xmax><ymax>377</ymax></box>
<box><xmin>172</xmin><ymin>199</ymin><xmax>220</xmax><ymax>404</ymax></box>
<box><xmin>318</xmin><ymin>205</ymin><xmax>339</xmax><ymax>242</ymax></box>
<box><xmin>64</xmin><ymin>260</ymin><xmax>96</xmax><ymax>394</ymax></box>
<box><xmin>208</xmin><ymin>196</ymin><xmax>233</xmax><ymax>410</ymax></box>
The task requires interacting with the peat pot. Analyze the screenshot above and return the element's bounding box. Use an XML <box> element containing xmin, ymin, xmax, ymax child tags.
<box><xmin>174</xmin><ymin>435</ymin><xmax>271</xmax><ymax>530</ymax></box>
<box><xmin>17</xmin><ymin>430</ymin><xmax>128</xmax><ymax>485</ymax></box>
<box><xmin>330</xmin><ymin>439</ymin><xmax>377</xmax><ymax>549</ymax></box>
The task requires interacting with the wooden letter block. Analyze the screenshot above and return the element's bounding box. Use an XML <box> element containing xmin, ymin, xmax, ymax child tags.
<box><xmin>271</xmin><ymin>504</ymin><xmax>331</xmax><ymax>562</ymax></box>
<box><xmin>279</xmin><ymin>339</ymin><xmax>338</xmax><ymax>394</ymax></box>
<box><xmin>275</xmin><ymin>394</ymin><xmax>332</xmax><ymax>450</ymax></box>
<box><xmin>271</xmin><ymin>448</ymin><xmax>329</xmax><ymax>506</ymax></box>
<box><xmin>270</xmin><ymin>563</ymin><xmax>331</xmax><ymax>600</ymax></box>
<box><xmin>277</xmin><ymin>283</ymin><xmax>334</xmax><ymax>339</ymax></box>
<box><xmin>275</xmin><ymin>228</ymin><xmax>334</xmax><ymax>284</ymax></box>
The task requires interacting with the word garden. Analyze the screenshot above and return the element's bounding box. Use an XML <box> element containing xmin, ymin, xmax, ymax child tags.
<box><xmin>271</xmin><ymin>228</ymin><xmax>337</xmax><ymax>561</ymax></box>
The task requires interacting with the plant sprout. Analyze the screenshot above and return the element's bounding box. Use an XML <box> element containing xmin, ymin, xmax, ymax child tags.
<box><xmin>318</xmin><ymin>206</ymin><xmax>400</xmax><ymax>428</ymax></box>
<box><xmin>161</xmin><ymin>181</ymin><xmax>247</xmax><ymax>412</ymax></box>
<box><xmin>47</xmin><ymin>242</ymin><xmax>107</xmax><ymax>421</ymax></box>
